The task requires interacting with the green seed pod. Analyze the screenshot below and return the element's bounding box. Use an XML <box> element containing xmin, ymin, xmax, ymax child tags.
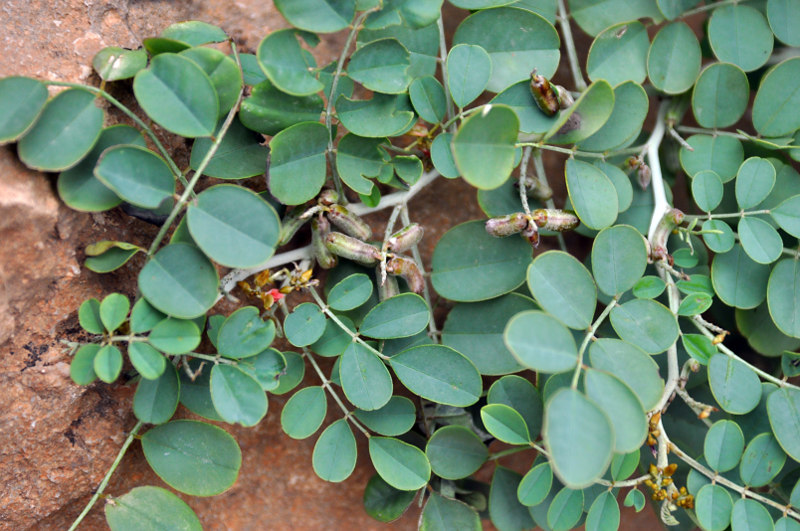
<box><xmin>327</xmin><ymin>204</ymin><xmax>372</xmax><ymax>240</ymax></box>
<box><xmin>521</xmin><ymin>220</ymin><xmax>540</xmax><ymax>248</ymax></box>
<box><xmin>386</xmin><ymin>256</ymin><xmax>425</xmax><ymax>294</ymax></box>
<box><xmin>311</xmin><ymin>216</ymin><xmax>337</xmax><ymax>269</ymax></box>
<box><xmin>318</xmin><ymin>188</ymin><xmax>339</xmax><ymax>206</ymax></box>
<box><xmin>278</xmin><ymin>206</ymin><xmax>308</xmax><ymax>245</ymax></box>
<box><xmin>377</xmin><ymin>267</ymin><xmax>400</xmax><ymax>301</ymax></box>
<box><xmin>519</xmin><ymin>175</ymin><xmax>553</xmax><ymax>201</ymax></box>
<box><xmin>530</xmin><ymin>70</ymin><xmax>560</xmax><ymax>117</ymax></box>
<box><xmin>531</xmin><ymin>209</ymin><xmax>580</xmax><ymax>232</ymax></box>
<box><xmin>387</xmin><ymin>223</ymin><xmax>424</xmax><ymax>253</ymax></box>
<box><xmin>486</xmin><ymin>213</ymin><xmax>529</xmax><ymax>237</ymax></box>
<box><xmin>325</xmin><ymin>231</ymin><xmax>380</xmax><ymax>265</ymax></box>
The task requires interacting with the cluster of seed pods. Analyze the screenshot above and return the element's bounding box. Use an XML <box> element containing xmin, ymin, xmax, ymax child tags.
<box><xmin>279</xmin><ymin>189</ymin><xmax>426</xmax><ymax>295</ymax></box>
<box><xmin>485</xmin><ymin>209</ymin><xmax>580</xmax><ymax>247</ymax></box>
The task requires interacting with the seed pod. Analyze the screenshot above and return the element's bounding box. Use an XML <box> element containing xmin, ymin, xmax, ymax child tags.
<box><xmin>521</xmin><ymin>220</ymin><xmax>540</xmax><ymax>247</ymax></box>
<box><xmin>387</xmin><ymin>223</ymin><xmax>424</xmax><ymax>253</ymax></box>
<box><xmin>486</xmin><ymin>213</ymin><xmax>529</xmax><ymax>237</ymax></box>
<box><xmin>325</xmin><ymin>231</ymin><xmax>380</xmax><ymax>266</ymax></box>
<box><xmin>278</xmin><ymin>206</ymin><xmax>308</xmax><ymax>245</ymax></box>
<box><xmin>327</xmin><ymin>204</ymin><xmax>372</xmax><ymax>240</ymax></box>
<box><xmin>519</xmin><ymin>175</ymin><xmax>553</xmax><ymax>201</ymax></box>
<box><xmin>531</xmin><ymin>209</ymin><xmax>580</xmax><ymax>232</ymax></box>
<box><xmin>317</xmin><ymin>188</ymin><xmax>339</xmax><ymax>206</ymax></box>
<box><xmin>377</xmin><ymin>267</ymin><xmax>400</xmax><ymax>300</ymax></box>
<box><xmin>311</xmin><ymin>216</ymin><xmax>337</xmax><ymax>269</ymax></box>
<box><xmin>530</xmin><ymin>70</ymin><xmax>560</xmax><ymax>117</ymax></box>
<box><xmin>386</xmin><ymin>255</ymin><xmax>425</xmax><ymax>294</ymax></box>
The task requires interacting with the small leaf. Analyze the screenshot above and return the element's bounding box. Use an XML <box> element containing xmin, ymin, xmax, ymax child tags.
<box><xmin>0</xmin><ymin>76</ymin><xmax>48</xmax><ymax>144</ymax></box>
<box><xmin>584</xmin><ymin>369</ymin><xmax>647</xmax><ymax>453</ymax></box>
<box><xmin>752</xmin><ymin>57</ymin><xmax>800</xmax><ymax>137</ymax></box>
<box><xmin>239</xmin><ymin>79</ymin><xmax>323</xmax><ymax>136</ymax></box>
<box><xmin>528</xmin><ymin>250</ymin><xmax>597</xmax><ymax>329</ymax></box>
<box><xmin>632</xmin><ymin>276</ymin><xmax>666</xmax><ymax>299</ymax></box>
<box><xmin>768</xmin><ymin>387</ymin><xmax>800</xmax><ymax>463</ymax></box>
<box><xmin>353</xmin><ymin>396</ymin><xmax>416</xmax><ymax>436</ymax></box>
<box><xmin>420</xmin><ymin>493</ymin><xmax>480</xmax><ymax>531</ymax></box>
<box><xmin>128</xmin><ymin>342</ymin><xmax>166</xmax><ymax>381</ymax></box>
<box><xmin>256</xmin><ymin>29</ymin><xmax>323</xmax><ymax>96</ymax></box>
<box><xmin>711</xmin><ymin>245</ymin><xmax>770</xmax><ymax>309</ymax></box>
<box><xmin>129</xmin><ymin>298</ymin><xmax>166</xmax><ymax>334</ymax></box>
<box><xmin>771</xmin><ymin>195</ymin><xmax>800</xmax><ymax>238</ymax></box>
<box><xmin>731</xmin><ymin>498</ymin><xmax>775</xmax><ymax>530</ymax></box>
<box><xmin>739</xmin><ymin>432</ymin><xmax>786</xmax><ymax>487</ymax></box>
<box><xmin>71</xmin><ymin>344</ymin><xmax>100</xmax><ymax>385</ymax></box>
<box><xmin>565</xmin><ymin>159</ymin><xmax>618</xmax><ymax>230</ymax></box>
<box><xmin>348</xmin><ymin>38</ymin><xmax>411</xmax><ymax>94</ymax></box>
<box><xmin>692</xmin><ymin>63</ymin><xmax>749</xmax><ymax>128</ymax></box>
<box><xmin>677</xmin><ymin>292</ymin><xmax>713</xmax><ymax>316</ymax></box>
<box><xmin>646</xmin><ymin>22</ymin><xmax>701</xmax><ymax>94</ymax></box>
<box><xmin>704</xmin><ymin>419</ymin><xmax>745</xmax><ymax>473</ymax></box>
<box><xmin>237</xmin><ymin>348</ymin><xmax>286</xmax><ymax>391</ymax></box>
<box><xmin>284</xmin><ymin>302</ymin><xmax>326</xmax><ymax>346</ymax></box>
<box><xmin>447</xmin><ymin>44</ymin><xmax>492</xmax><ymax>108</ymax></box>
<box><xmin>271</xmin><ymin>351</ymin><xmax>306</xmax><ymax>395</ymax></box>
<box><xmin>281</xmin><ymin>386</ymin><xmax>327</xmax><ymax>439</ymax></box>
<box><xmin>589</xmin><ymin>338</ymin><xmax>663</xmax><ymax>411</ymax></box>
<box><xmin>268</xmin><ymin>121</ymin><xmax>328</xmax><ymax>205</ymax></box>
<box><xmin>489</xmin><ymin>467</ymin><xmax>535</xmax><ymax>530</ymax></box>
<box><xmin>505</xmin><ymin>310</ymin><xmax>578</xmax><ymax>373</ymax></box>
<box><xmin>708</xmin><ymin>353</ymin><xmax>762</xmax><ymax>414</ymax></box>
<box><xmin>695</xmin><ymin>484</ymin><xmax>733</xmax><ymax>531</ymax></box>
<box><xmin>425</xmin><ymin>425</ymin><xmax>488</xmax><ymax>480</ymax></box>
<box><xmin>736</xmin><ymin>157</ymin><xmax>776</xmax><ymax>210</ymax></box>
<box><xmin>708</xmin><ymin>5</ymin><xmax>773</xmax><ymax>72</ymax></box>
<box><xmin>216</xmin><ymin>306</ymin><xmax>276</xmax><ymax>359</ymax></box>
<box><xmin>94</xmin><ymin>145</ymin><xmax>175</xmax><ymax>209</ymax></box>
<box><xmin>682</xmin><ymin>334</ymin><xmax>717</xmax><ymax>365</ymax></box>
<box><xmin>481</xmin><ymin>403</ymin><xmax>530</xmax><ymax>444</ymax></box>
<box><xmin>148</xmin><ymin>318</ymin><xmax>201</xmax><ymax>355</ymax></box>
<box><xmin>517</xmin><ymin>462</ymin><xmax>553</xmax><ymax>506</ymax></box>
<box><xmin>94</xmin><ymin>345</ymin><xmax>123</xmax><ymax>383</ymax></box>
<box><xmin>768</xmin><ymin>259</ymin><xmax>800</xmax><ymax>338</ymax></box>
<box><xmin>339</xmin><ymin>342</ymin><xmax>393</xmax><ymax>411</ymax></box>
<box><xmin>335</xmin><ymin>134</ymin><xmax>385</xmax><ymax>196</ymax></box>
<box><xmin>487</xmin><ymin>375</ymin><xmax>544</xmax><ymax>439</ymax></box>
<box><xmin>141</xmin><ymin>419</ymin><xmax>241</xmax><ymax>496</ymax></box>
<box><xmin>390</xmin><ymin>345</ymin><xmax>482</xmax><ymax>407</ymax></box>
<box><xmin>180</xmin><ymin>47</ymin><xmax>241</xmax><ymax>118</ymax></box>
<box><xmin>409</xmin><ymin>76</ymin><xmax>446</xmax><ymax>124</ymax></box>
<box><xmin>591</xmin><ymin>225</ymin><xmax>647</xmax><ymax>297</ymax></box>
<box><xmin>586</xmin><ymin>22</ymin><xmax>649</xmax><ymax>85</ymax></box>
<box><xmin>547</xmin><ymin>487</ymin><xmax>584</xmax><ymax>531</ymax></box>
<box><xmin>313</xmin><ymin>419</ymin><xmax>357</xmax><ymax>482</ymax></box>
<box><xmin>328</xmin><ymin>273</ymin><xmax>374</xmax><ymax>311</ymax></box>
<box><xmin>335</xmin><ymin>93</ymin><xmax>416</xmax><ymax>138</ymax></box>
<box><xmin>105</xmin><ymin>486</ymin><xmax>201</xmax><ymax>531</ymax></box>
<box><xmin>133</xmin><ymin>365</ymin><xmax>179</xmax><ymax>424</ymax></box>
<box><xmin>85</xmin><ymin>241</ymin><xmax>142</xmax><ymax>273</ymax></box>
<box><xmin>452</xmin><ymin>105</ymin><xmax>519</xmax><ymax>190</ymax></box>
<box><xmin>189</xmin><ymin>117</ymin><xmax>269</xmax><ymax>179</ymax></box>
<box><xmin>585</xmin><ymin>491</ymin><xmax>620</xmax><ymax>531</ymax></box>
<box><xmin>160</xmin><ymin>21</ymin><xmax>227</xmax><ymax>45</ymax></box>
<box><xmin>578</xmin><ymin>81</ymin><xmax>649</xmax><ymax>153</ymax></box>
<box><xmin>692</xmin><ymin>170</ymin><xmax>724</xmax><ymax>212</ymax></box>
<box><xmin>569</xmin><ymin>0</ymin><xmax>662</xmax><ymax>35</ymax></box>
<box><xmin>609</xmin><ymin>299</ymin><xmax>678</xmax><ymax>354</ymax></box>
<box><xmin>210</xmin><ymin>364</ymin><xmax>268</xmax><ymax>427</ymax></box>
<box><xmin>274</xmin><ymin>0</ymin><xmax>355</xmax><ymax>33</ymax></box>
<box><xmin>680</xmin><ymin>134</ymin><xmax>743</xmax><ymax>182</ymax></box>
<box><xmin>370</xmin><ymin>436</ymin><xmax>431</xmax><ymax>491</ymax></box>
<box><xmin>738</xmin><ymin>217</ymin><xmax>783</xmax><ymax>265</ymax></box>
<box><xmin>359</xmin><ymin>293</ymin><xmax>429</xmax><ymax>339</ymax></box>
<box><xmin>79</xmin><ymin>298</ymin><xmax>104</xmax><ymax>334</ymax></box>
<box><xmin>703</xmin><ymin>219</ymin><xmax>735</xmax><ymax>254</ymax></box>
<box><xmin>623</xmin><ymin>488</ymin><xmax>645</xmax><ymax>512</ymax></box>
<box><xmin>545</xmin><ymin>80</ymin><xmax>615</xmax><ymax>145</ymax></box>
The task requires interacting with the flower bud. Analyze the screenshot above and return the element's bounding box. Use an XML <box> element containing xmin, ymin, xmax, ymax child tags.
<box><xmin>486</xmin><ymin>213</ymin><xmax>528</xmax><ymax>237</ymax></box>
<box><xmin>325</xmin><ymin>231</ymin><xmax>380</xmax><ymax>265</ymax></box>
<box><xmin>531</xmin><ymin>209</ymin><xmax>580</xmax><ymax>232</ymax></box>
<box><xmin>386</xmin><ymin>255</ymin><xmax>425</xmax><ymax>294</ymax></box>
<box><xmin>311</xmin><ymin>216</ymin><xmax>337</xmax><ymax>269</ymax></box>
<box><xmin>387</xmin><ymin>223</ymin><xmax>424</xmax><ymax>253</ymax></box>
<box><xmin>327</xmin><ymin>204</ymin><xmax>372</xmax><ymax>240</ymax></box>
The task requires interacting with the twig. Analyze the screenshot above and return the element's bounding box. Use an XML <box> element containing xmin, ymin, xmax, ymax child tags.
<box><xmin>571</xmin><ymin>298</ymin><xmax>618</xmax><ymax>389</ymax></box>
<box><xmin>557</xmin><ymin>0</ymin><xmax>587</xmax><ymax>90</ymax></box>
<box><xmin>532</xmin><ymin>150</ymin><xmax>567</xmax><ymax>251</ymax></box>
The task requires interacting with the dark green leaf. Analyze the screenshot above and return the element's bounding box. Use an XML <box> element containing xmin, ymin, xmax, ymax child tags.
<box><xmin>256</xmin><ymin>29</ymin><xmax>323</xmax><ymax>96</ymax></box>
<box><xmin>487</xmin><ymin>375</ymin><xmax>543</xmax><ymax>439</ymax></box>
<box><xmin>210</xmin><ymin>364</ymin><xmax>268</xmax><ymax>427</ymax></box>
<box><xmin>160</xmin><ymin>21</ymin><xmax>227</xmax><ymax>45</ymax></box>
<box><xmin>711</xmin><ymin>245</ymin><xmax>770</xmax><ymax>309</ymax></box>
<box><xmin>353</xmin><ymin>395</ymin><xmax>416</xmax><ymax>436</ymax></box>
<box><xmin>239</xmin><ymin>80</ymin><xmax>323</xmax><ymax>136</ymax></box>
<box><xmin>420</xmin><ymin>493</ymin><xmax>480</xmax><ymax>531</ymax></box>
<box><xmin>390</xmin><ymin>344</ymin><xmax>482</xmax><ymax>406</ymax></box>
<box><xmin>0</xmin><ymin>76</ymin><xmax>49</xmax><ymax>143</ymax></box>
<box><xmin>369</xmin><ymin>436</ymin><xmax>431</xmax><ymax>490</ymax></box>
<box><xmin>452</xmin><ymin>105</ymin><xmax>519</xmax><ymax>190</ymax></box>
<box><xmin>363</xmin><ymin>474</ymin><xmax>416</xmax><ymax>523</ymax></box>
<box><xmin>190</xmin><ymin>117</ymin><xmax>269</xmax><ymax>180</ymax></box>
<box><xmin>409</xmin><ymin>76</ymin><xmax>446</xmax><ymax>124</ymax></box>
<box><xmin>216</xmin><ymin>306</ymin><xmax>276</xmax><ymax>359</ymax></box>
<box><xmin>447</xmin><ymin>44</ymin><xmax>492</xmax><ymax>108</ymax></box>
<box><xmin>489</xmin><ymin>466</ymin><xmax>535</xmax><ymax>531</ymax></box>
<box><xmin>133</xmin><ymin>365</ymin><xmax>179</xmax><ymax>424</ymax></box>
<box><xmin>268</xmin><ymin>121</ymin><xmax>328</xmax><ymax>204</ymax></box>
<box><xmin>586</xmin><ymin>22</ymin><xmax>649</xmax><ymax>85</ymax></box>
<box><xmin>274</xmin><ymin>0</ymin><xmax>355</xmax><ymax>33</ymax></box>
<box><xmin>339</xmin><ymin>342</ymin><xmax>393</xmax><ymax>411</ymax></box>
<box><xmin>105</xmin><ymin>486</ymin><xmax>201</xmax><ymax>531</ymax></box>
<box><xmin>348</xmin><ymin>38</ymin><xmax>411</xmax><ymax>94</ymax></box>
<box><xmin>708</xmin><ymin>353</ymin><xmax>762</xmax><ymax>414</ymax></box>
<box><xmin>589</xmin><ymin>338</ymin><xmax>663</xmax><ymax>411</ymax></box>
<box><xmin>335</xmin><ymin>93</ymin><xmax>416</xmax><ymax>138</ymax></box>
<box><xmin>94</xmin><ymin>145</ymin><xmax>175</xmax><ymax>209</ymax></box>
<box><xmin>426</xmin><ymin>425</ymin><xmax>487</xmax><ymax>479</ymax></box>
<box><xmin>281</xmin><ymin>386</ymin><xmax>327</xmax><ymax>439</ymax></box>
<box><xmin>335</xmin><ymin>134</ymin><xmax>385</xmax><ymax>196</ymax></box>
<box><xmin>94</xmin><ymin>345</ymin><xmax>123</xmax><ymax>383</ymax></box>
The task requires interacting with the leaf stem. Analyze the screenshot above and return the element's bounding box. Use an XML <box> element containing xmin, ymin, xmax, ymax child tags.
<box><xmin>675</xmin><ymin>125</ymin><xmax>749</xmax><ymax>141</ymax></box>
<box><xmin>683</xmin><ymin>209</ymin><xmax>771</xmax><ymax>220</ymax></box>
<box><xmin>400</xmin><ymin>208</ymin><xmax>438</xmax><ymax>339</ymax></box>
<box><xmin>681</xmin><ymin>0</ymin><xmax>752</xmax><ymax>18</ymax></box>
<box><xmin>571</xmin><ymin>298</ymin><xmax>617</xmax><ymax>389</ymax></box>
<box><xmin>68</xmin><ymin>420</ymin><xmax>144</xmax><ymax>531</ymax></box>
<box><xmin>518</xmin><ymin>146</ymin><xmax>533</xmax><ymax>216</ymax></box>
<box><xmin>646</xmin><ymin>101</ymin><xmax>670</xmax><ymax>242</ymax></box>
<box><xmin>557</xmin><ymin>0</ymin><xmax>587</xmax><ymax>90</ymax></box>
<box><xmin>437</xmin><ymin>15</ymin><xmax>456</xmax><ymax>127</ymax></box>
<box><xmin>532</xmin><ymin>149</ymin><xmax>567</xmax><ymax>251</ymax></box>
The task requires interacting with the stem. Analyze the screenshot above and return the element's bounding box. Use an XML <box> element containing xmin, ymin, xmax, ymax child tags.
<box><xmin>488</xmin><ymin>446</ymin><xmax>534</xmax><ymax>461</ymax></box>
<box><xmin>557</xmin><ymin>0</ymin><xmax>586</xmax><ymax>90</ymax></box>
<box><xmin>652</xmin><ymin>263</ymin><xmax>681</xmax><ymax>413</ymax></box>
<box><xmin>186</xmin><ymin>352</ymin><xmax>237</xmax><ymax>365</ymax></box>
<box><xmin>646</xmin><ymin>101</ymin><xmax>670</xmax><ymax>243</ymax></box>
<box><xmin>532</xmin><ymin>150</ymin><xmax>567</xmax><ymax>251</ymax></box>
<box><xmin>684</xmin><ymin>209</ymin><xmax>771</xmax><ymax>221</ymax></box>
<box><xmin>518</xmin><ymin>146</ymin><xmax>533</xmax><ymax>216</ymax></box>
<box><xmin>675</xmin><ymin>125</ymin><xmax>749</xmax><ymax>141</ymax></box>
<box><xmin>518</xmin><ymin>142</ymin><xmax>607</xmax><ymax>159</ymax></box>
<box><xmin>437</xmin><ymin>16</ymin><xmax>456</xmax><ymax>127</ymax></box>
<box><xmin>681</xmin><ymin>0</ymin><xmax>752</xmax><ymax>18</ymax></box>
<box><xmin>400</xmin><ymin>208</ymin><xmax>439</xmax><ymax>339</ymax></box>
<box><xmin>68</xmin><ymin>421</ymin><xmax>144</xmax><ymax>531</ymax></box>
<box><xmin>571</xmin><ymin>298</ymin><xmax>617</xmax><ymax>389</ymax></box>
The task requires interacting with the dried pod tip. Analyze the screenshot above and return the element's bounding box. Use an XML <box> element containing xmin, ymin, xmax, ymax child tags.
<box><xmin>486</xmin><ymin>213</ymin><xmax>528</xmax><ymax>237</ymax></box>
<box><xmin>387</xmin><ymin>223</ymin><xmax>424</xmax><ymax>253</ymax></box>
<box><xmin>386</xmin><ymin>256</ymin><xmax>425</xmax><ymax>294</ymax></box>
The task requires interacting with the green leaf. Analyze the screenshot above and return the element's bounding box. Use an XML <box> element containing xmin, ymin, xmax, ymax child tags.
<box><xmin>369</xmin><ymin>436</ymin><xmax>431</xmax><ymax>491</ymax></box>
<box><xmin>432</xmin><ymin>220</ymin><xmax>531</xmax><ymax>302</ymax></box>
<box><xmin>94</xmin><ymin>145</ymin><xmax>175</xmax><ymax>209</ymax></box>
<box><xmin>708</xmin><ymin>5</ymin><xmax>773</xmax><ymax>72</ymax></box>
<box><xmin>481</xmin><ymin>403</ymin><xmax>530</xmax><ymax>444</ymax></box>
<box><xmin>180</xmin><ymin>47</ymin><xmax>241</xmax><ymax>118</ymax></box>
<box><xmin>578</xmin><ymin>81</ymin><xmax>649</xmax><ymax>152</ymax></box>
<box><xmin>692</xmin><ymin>170</ymin><xmax>724</xmax><ymax>212</ymax></box>
<box><xmin>610</xmin><ymin>451</ymin><xmax>640</xmax><ymax>481</ymax></box>
<box><xmin>491</xmin><ymin>79</ymin><xmax>559</xmax><ymax>134</ymax></box>
<box><xmin>420</xmin><ymin>493</ymin><xmax>481</xmax><ymax>531</ymax></box>
<box><xmin>586</xmin><ymin>22</ymin><xmax>649</xmax><ymax>86</ymax></box>
<box><xmin>738</xmin><ymin>217</ymin><xmax>783</xmax><ymax>265</ymax></box>
<box><xmin>569</xmin><ymin>0</ymin><xmax>662</xmax><ymax>35</ymax></box>
<box><xmin>128</xmin><ymin>342</ymin><xmax>166</xmax><ymax>381</ymax></box>
<box><xmin>594</xmin><ymin>161</ymin><xmax>633</xmax><ymax>214</ymax></box>
<box><xmin>17</xmin><ymin>88</ymin><xmax>103</xmax><ymax>171</ymax></box>
<box><xmin>189</xmin><ymin>117</ymin><xmax>269</xmax><ymax>180</ymax></box>
<box><xmin>353</xmin><ymin>395</ymin><xmax>416</xmax><ymax>436</ymax></box>
<box><xmin>78</xmin><ymin>298</ymin><xmax>104</xmax><ymax>334</ymax></box>
<box><xmin>589</xmin><ymin>338</ymin><xmax>664</xmax><ymax>410</ymax></box>
<box><xmin>0</xmin><ymin>76</ymin><xmax>48</xmax><ymax>143</ymax></box>
<box><xmin>393</xmin><ymin>155</ymin><xmax>423</xmax><ymax>186</ymax></box>
<box><xmin>488</xmin><ymin>375</ymin><xmax>544</xmax><ymax>439</ymax></box>
<box><xmin>216</xmin><ymin>306</ymin><xmax>276</xmax><ymax>359</ymax></box>
<box><xmin>442</xmin><ymin>293</ymin><xmax>534</xmax><ymax>375</ymax></box>
<box><xmin>177</xmin><ymin>359</ymin><xmax>221</xmax><ymax>421</ymax></box>
<box><xmin>339</xmin><ymin>342</ymin><xmax>393</xmax><ymax>411</ymax></box>
<box><xmin>268</xmin><ymin>121</ymin><xmax>328</xmax><ymax>204</ymax></box>
<box><xmin>85</xmin><ymin>241</ymin><xmax>142</xmax><ymax>273</ymax></box>
<box><xmin>768</xmin><ymin>0</ymin><xmax>800</xmax><ymax>46</ymax></box>
<box><xmin>646</xmin><ymin>22</ymin><xmax>701</xmax><ymax>94</ymax></box>
<box><xmin>623</xmin><ymin>488</ymin><xmax>646</xmax><ymax>512</ymax></box>
<box><xmin>160</xmin><ymin>20</ymin><xmax>227</xmax><ymax>45</ymax></box>
<box><xmin>682</xmin><ymin>334</ymin><xmax>717</xmax><ymax>365</ymax></box>
<box><xmin>256</xmin><ymin>29</ymin><xmax>323</xmax><ymax>96</ymax></box>
<box><xmin>57</xmin><ymin>125</ymin><xmax>145</xmax><ymax>212</ymax></box>
<box><xmin>547</xmin><ymin>487</ymin><xmax>584</xmax><ymax>531</ymax></box>
<box><xmin>390</xmin><ymin>345</ymin><xmax>482</xmax><ymax>407</ymax></box>
<box><xmin>133</xmin><ymin>53</ymin><xmax>218</xmax><ymax>137</ymax></box>
<box><xmin>731</xmin><ymin>498</ymin><xmax>775</xmax><ymax>530</ymax></box>
<box><xmin>409</xmin><ymin>76</ymin><xmax>446</xmax><ymax>124</ymax></box>
<box><xmin>142</xmin><ymin>38</ymin><xmax>190</xmax><ymax>56</ymax></box>
<box><xmin>142</xmin><ymin>419</ymin><xmax>240</xmax><ymax>496</ymax></box>
<box><xmin>348</xmin><ymin>38</ymin><xmax>411</xmax><ymax>94</ymax></box>
<box><xmin>447</xmin><ymin>44</ymin><xmax>492</xmax><ymax>108</ymax></box>
<box><xmin>704</xmin><ymin>419</ymin><xmax>745</xmax><ymax>473</ymax></box>
<box><xmin>753</xmin><ymin>58</ymin><xmax>800</xmax><ymax>137</ymax></box>
<box><xmin>768</xmin><ymin>259</ymin><xmax>800</xmax><ymax>338</ymax></box>
<box><xmin>711</xmin><ymin>245</ymin><xmax>770</xmax><ymax>309</ymax></box>
<box><xmin>129</xmin><ymin>298</ymin><xmax>166</xmax><ymax>334</ymax></box>
<box><xmin>737</xmin><ymin>304</ymin><xmax>800</xmax><ymax>357</ymax></box>
<box><xmin>148</xmin><ymin>319</ymin><xmax>200</xmax><ymax>355</ymax></box>
<box><xmin>633</xmin><ymin>275</ymin><xmax>666</xmax><ymax>299</ymax></box>
<box><xmin>237</xmin><ymin>348</ymin><xmax>286</xmax><ymax>391</ymax></box>
<box><xmin>105</xmin><ymin>486</ymin><xmax>201</xmax><ymax>531</ymax></box>
<box><xmin>426</xmin><ymin>425</ymin><xmax>488</xmax><ymax>480</ymax></box>
<box><xmin>565</xmin><ymin>159</ymin><xmax>618</xmax><ymax>230</ymax></box>
<box><xmin>452</xmin><ymin>7</ymin><xmax>560</xmax><ymax>93</ymax></box>
<box><xmin>284</xmin><ymin>302</ymin><xmax>326</xmax><ymax>346</ymax></box>
<box><xmin>680</xmin><ymin>134</ymin><xmax>744</xmax><ymax>182</ymax></box>
<box><xmin>768</xmin><ymin>387</ymin><xmax>800</xmax><ymax>464</ymax></box>
<box><xmin>133</xmin><ymin>365</ymin><xmax>179</xmax><ymax>424</ymax></box>
<box><xmin>505</xmin><ymin>310</ymin><xmax>578</xmax><ymax>372</ymax></box>
<box><xmin>239</xmin><ymin>79</ymin><xmax>323</xmax><ymax>136</ymax></box>
<box><xmin>708</xmin><ymin>353</ymin><xmax>762</xmax><ymax>414</ymax></box>
<box><xmin>281</xmin><ymin>386</ymin><xmax>327</xmax><ymax>439</ymax></box>
<box><xmin>771</xmin><ymin>195</ymin><xmax>800</xmax><ymax>238</ymax></box>
<box><xmin>364</xmin><ymin>474</ymin><xmax>416</xmax><ymax>523</ymax></box>
<box><xmin>335</xmin><ymin>93</ymin><xmax>416</xmax><ymax>138</ymax></box>
<box><xmin>777</xmin><ymin>518</ymin><xmax>800</xmax><ymax>531</ymax></box>
<box><xmin>703</xmin><ymin>219</ymin><xmax>736</xmax><ymax>253</ymax></box>
<box><xmin>584</xmin><ymin>369</ymin><xmax>647</xmax><ymax>453</ymax></box>
<box><xmin>94</xmin><ymin>345</ymin><xmax>123</xmax><ymax>383</ymax></box>
<box><xmin>271</xmin><ymin>351</ymin><xmax>306</xmax><ymax>395</ymax></box>
<box><xmin>328</xmin><ymin>273</ymin><xmax>374</xmax><ymax>311</ymax></box>
<box><xmin>335</xmin><ymin>134</ymin><xmax>385</xmax><ymax>196</ymax></box>
<box><xmin>545</xmin><ymin>80</ymin><xmax>615</xmax><ymax>145</ymax></box>
<box><xmin>210</xmin><ymin>364</ymin><xmax>268</xmax><ymax>427</ymax></box>
<box><xmin>452</xmin><ymin>104</ymin><xmax>519</xmax><ymax>190</ymax></box>
<box><xmin>357</xmin><ymin>21</ymin><xmax>439</xmax><ymax>79</ymax></box>
<box><xmin>517</xmin><ymin>462</ymin><xmax>552</xmax><ymax>506</ymax></box>
<box><xmin>359</xmin><ymin>293</ymin><xmax>429</xmax><ymax>339</ymax></box>
<box><xmin>739</xmin><ymin>432</ymin><xmax>786</xmax><ymax>487</ymax></box>
<box><xmin>736</xmin><ymin>157</ymin><xmax>776</xmax><ymax>209</ymax></box>
<box><xmin>139</xmin><ymin>243</ymin><xmax>218</xmax><ymax>319</ymax></box>
<box><xmin>310</xmin><ymin>315</ymin><xmax>357</xmax><ymax>357</ymax></box>
<box><xmin>528</xmin><ymin>250</ymin><xmax>597</xmax><ymax>329</ymax></box>
<box><xmin>490</xmin><ymin>467</ymin><xmax>535</xmax><ymax>531</ymax></box>
<box><xmin>274</xmin><ymin>0</ymin><xmax>355</xmax><ymax>33</ymax></box>
<box><xmin>545</xmin><ymin>388</ymin><xmax>613</xmax><ymax>488</ymax></box>
<box><xmin>312</xmin><ymin>418</ymin><xmax>357</xmax><ymax>482</ymax></box>
<box><xmin>695</xmin><ymin>484</ymin><xmax>733</xmax><ymax>531</ymax></box>
<box><xmin>585</xmin><ymin>491</ymin><xmax>620</xmax><ymax>531</ymax></box>
<box><xmin>692</xmin><ymin>63</ymin><xmax>749</xmax><ymax>128</ymax></box>
<box><xmin>71</xmin><ymin>344</ymin><xmax>99</xmax><ymax>385</ymax></box>
<box><xmin>591</xmin><ymin>225</ymin><xmax>647</xmax><ymax>296</ymax></box>
<box><xmin>677</xmin><ymin>292</ymin><xmax>713</xmax><ymax>316</ymax></box>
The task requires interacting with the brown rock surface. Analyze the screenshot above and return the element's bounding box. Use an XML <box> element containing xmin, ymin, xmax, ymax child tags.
<box><xmin>0</xmin><ymin>2</ymin><xmax>661</xmax><ymax>530</ymax></box>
